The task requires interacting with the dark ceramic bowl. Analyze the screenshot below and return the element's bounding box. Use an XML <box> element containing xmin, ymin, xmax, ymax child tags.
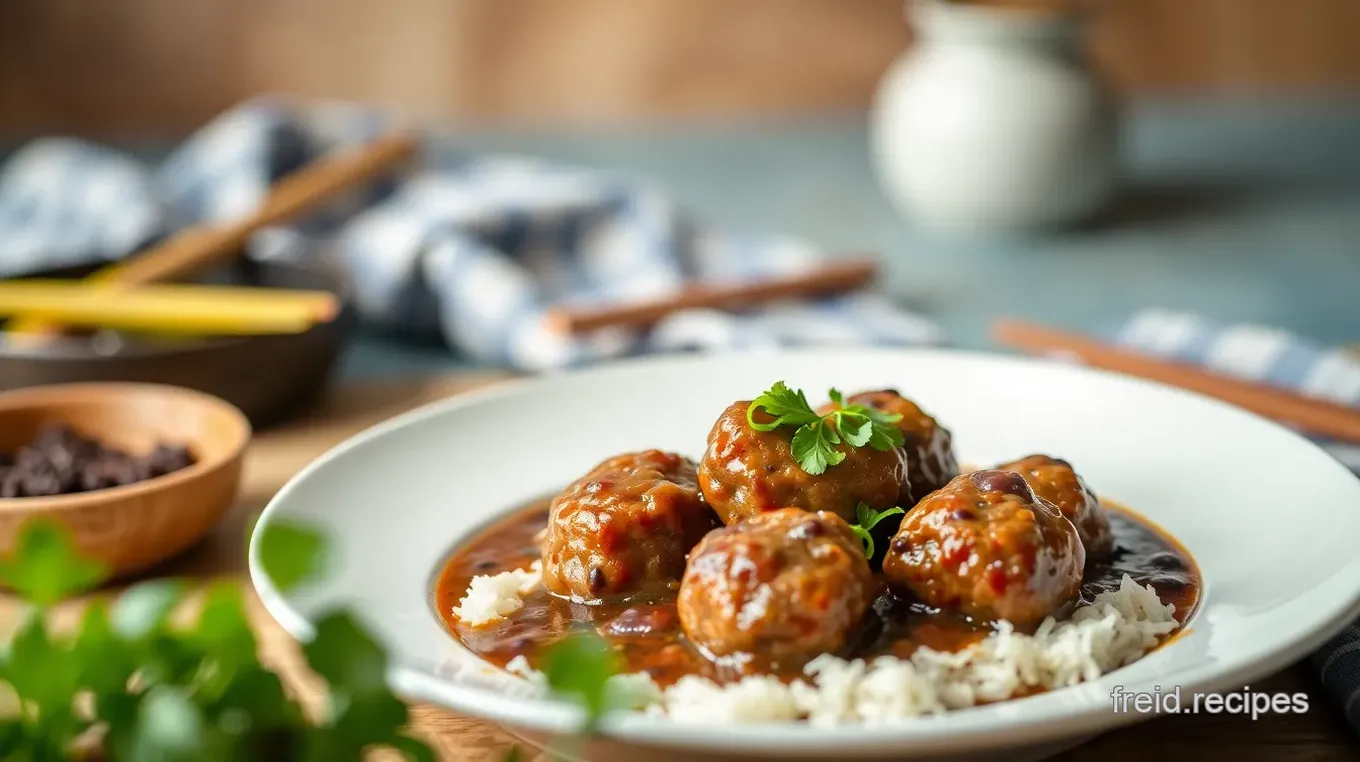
<box><xmin>0</xmin><ymin>259</ymin><xmax>356</xmax><ymax>428</ymax></box>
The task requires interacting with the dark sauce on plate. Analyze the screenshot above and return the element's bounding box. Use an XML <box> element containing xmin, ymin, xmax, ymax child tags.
<box><xmin>434</xmin><ymin>498</ymin><xmax>1200</xmax><ymax>688</ymax></box>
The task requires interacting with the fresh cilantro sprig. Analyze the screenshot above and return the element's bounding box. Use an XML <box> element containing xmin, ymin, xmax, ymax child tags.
<box><xmin>747</xmin><ymin>382</ymin><xmax>905</xmax><ymax>475</ymax></box>
<box><xmin>848</xmin><ymin>502</ymin><xmax>906</xmax><ymax>562</ymax></box>
<box><xmin>0</xmin><ymin>517</ymin><xmax>435</xmax><ymax>762</ymax></box>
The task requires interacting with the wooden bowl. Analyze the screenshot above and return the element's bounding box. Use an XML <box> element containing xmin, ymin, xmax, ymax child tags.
<box><xmin>0</xmin><ymin>382</ymin><xmax>251</xmax><ymax>580</ymax></box>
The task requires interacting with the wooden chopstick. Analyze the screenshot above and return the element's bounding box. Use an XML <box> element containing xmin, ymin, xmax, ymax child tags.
<box><xmin>991</xmin><ymin>318</ymin><xmax>1360</xmax><ymax>444</ymax></box>
<box><xmin>5</xmin><ymin>131</ymin><xmax>418</xmax><ymax>337</ymax></box>
<box><xmin>545</xmin><ymin>257</ymin><xmax>879</xmax><ymax>336</ymax></box>
<box><xmin>0</xmin><ymin>281</ymin><xmax>339</xmax><ymax>336</ymax></box>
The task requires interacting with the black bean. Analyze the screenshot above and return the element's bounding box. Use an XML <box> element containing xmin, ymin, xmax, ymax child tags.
<box><xmin>890</xmin><ymin>536</ymin><xmax>912</xmax><ymax>553</ymax></box>
<box><xmin>950</xmin><ymin>507</ymin><xmax>978</xmax><ymax>521</ymax></box>
<box><xmin>0</xmin><ymin>425</ymin><xmax>196</xmax><ymax>498</ymax></box>
<box><xmin>970</xmin><ymin>469</ymin><xmax>1032</xmax><ymax>498</ymax></box>
<box><xmin>473</xmin><ymin>558</ymin><xmax>500</xmax><ymax>572</ymax></box>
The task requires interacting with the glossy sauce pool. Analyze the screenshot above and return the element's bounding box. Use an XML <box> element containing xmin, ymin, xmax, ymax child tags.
<box><xmin>434</xmin><ymin>499</ymin><xmax>1201</xmax><ymax>688</ymax></box>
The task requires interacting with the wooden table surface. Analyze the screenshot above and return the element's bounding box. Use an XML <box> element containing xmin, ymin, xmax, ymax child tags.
<box><xmin>5</xmin><ymin>374</ymin><xmax>1356</xmax><ymax>761</ymax></box>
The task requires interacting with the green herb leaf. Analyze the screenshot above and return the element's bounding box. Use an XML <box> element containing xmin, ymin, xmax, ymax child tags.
<box><xmin>790</xmin><ymin>420</ymin><xmax>845</xmax><ymax>476</ymax></box>
<box><xmin>330</xmin><ymin>689</ymin><xmax>408</xmax><ymax>745</ymax></box>
<box><xmin>0</xmin><ymin>719</ymin><xmax>22</xmax><ymax>757</ymax></box>
<box><xmin>827</xmin><ymin>387</ymin><xmax>845</xmax><ymax>407</ymax></box>
<box><xmin>129</xmin><ymin>685</ymin><xmax>204</xmax><ymax>760</ymax></box>
<box><xmin>849</xmin><ymin>525</ymin><xmax>875</xmax><ymax>560</ymax></box>
<box><xmin>112</xmin><ymin>580</ymin><xmax>183</xmax><ymax>640</ymax></box>
<box><xmin>858</xmin><ymin>405</ymin><xmax>906</xmax><ymax>451</ymax></box>
<box><xmin>302</xmin><ymin>611</ymin><xmax>388</xmax><ymax>697</ymax></box>
<box><xmin>210</xmin><ymin>665</ymin><xmax>300</xmax><ymax>729</ymax></box>
<box><xmin>863</xmin><ymin>504</ymin><xmax>906</xmax><ymax>530</ymax></box>
<box><xmin>0</xmin><ymin>520</ymin><xmax>107</xmax><ymax>606</ymax></box>
<box><xmin>542</xmin><ymin>629</ymin><xmax>620</xmax><ymax>728</ymax></box>
<box><xmin>195</xmin><ymin>582</ymin><xmax>258</xmax><ymax>670</ymax></box>
<box><xmin>849</xmin><ymin>503</ymin><xmax>906</xmax><ymax>561</ymax></box>
<box><xmin>836</xmin><ymin>410</ymin><xmax>873</xmax><ymax>448</ymax></box>
<box><xmin>7</xmin><ymin>610</ymin><xmax>79</xmax><ymax>722</ymax></box>
<box><xmin>747</xmin><ymin>382</ymin><xmax>907</xmax><ymax>475</ymax></box>
<box><xmin>257</xmin><ymin>522</ymin><xmax>327</xmax><ymax>594</ymax></box>
<box><xmin>74</xmin><ymin>601</ymin><xmax>136</xmax><ymax>695</ymax></box>
<box><xmin>745</xmin><ymin>381</ymin><xmax>821</xmax><ymax>432</ymax></box>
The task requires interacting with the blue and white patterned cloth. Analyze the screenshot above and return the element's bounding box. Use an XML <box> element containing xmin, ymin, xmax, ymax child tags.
<box><xmin>1108</xmin><ymin>309</ymin><xmax>1360</xmax><ymax>736</ymax></box>
<box><xmin>0</xmin><ymin>99</ymin><xmax>941</xmax><ymax>370</ymax></box>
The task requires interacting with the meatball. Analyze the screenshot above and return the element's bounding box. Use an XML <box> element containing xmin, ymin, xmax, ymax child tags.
<box><xmin>882</xmin><ymin>470</ymin><xmax>1084</xmax><ymax>628</ymax></box>
<box><xmin>996</xmin><ymin>454</ymin><xmax>1113</xmax><ymax>560</ymax></box>
<box><xmin>698</xmin><ymin>400</ymin><xmax>908</xmax><ymax>525</ymax></box>
<box><xmin>678</xmin><ymin>508</ymin><xmax>874</xmax><ymax>664</ymax></box>
<box><xmin>821</xmin><ymin>390</ymin><xmax>959</xmax><ymax>506</ymax></box>
<box><xmin>541</xmin><ymin>450</ymin><xmax>718</xmax><ymax>603</ymax></box>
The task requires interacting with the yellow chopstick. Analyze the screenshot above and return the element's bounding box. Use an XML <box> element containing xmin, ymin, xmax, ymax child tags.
<box><xmin>0</xmin><ymin>281</ymin><xmax>339</xmax><ymax>336</ymax></box>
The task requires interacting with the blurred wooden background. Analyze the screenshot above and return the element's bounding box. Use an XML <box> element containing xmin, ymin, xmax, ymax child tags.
<box><xmin>2</xmin><ymin>0</ymin><xmax>1359</xmax><ymax>138</ymax></box>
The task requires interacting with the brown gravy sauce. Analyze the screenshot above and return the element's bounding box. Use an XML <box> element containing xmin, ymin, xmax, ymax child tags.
<box><xmin>434</xmin><ymin>499</ymin><xmax>1200</xmax><ymax>688</ymax></box>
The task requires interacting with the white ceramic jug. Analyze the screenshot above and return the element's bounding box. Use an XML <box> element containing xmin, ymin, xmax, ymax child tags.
<box><xmin>870</xmin><ymin>0</ymin><xmax>1118</xmax><ymax>233</ymax></box>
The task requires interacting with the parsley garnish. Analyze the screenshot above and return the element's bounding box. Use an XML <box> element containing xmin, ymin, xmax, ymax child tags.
<box><xmin>849</xmin><ymin>502</ymin><xmax>906</xmax><ymax>561</ymax></box>
<box><xmin>747</xmin><ymin>382</ymin><xmax>906</xmax><ymax>475</ymax></box>
<box><xmin>0</xmin><ymin>517</ymin><xmax>435</xmax><ymax>762</ymax></box>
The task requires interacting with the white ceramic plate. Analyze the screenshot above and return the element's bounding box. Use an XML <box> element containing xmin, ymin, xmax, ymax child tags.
<box><xmin>249</xmin><ymin>348</ymin><xmax>1360</xmax><ymax>761</ymax></box>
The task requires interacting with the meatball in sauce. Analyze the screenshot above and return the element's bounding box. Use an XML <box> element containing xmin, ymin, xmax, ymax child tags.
<box><xmin>818</xmin><ymin>389</ymin><xmax>959</xmax><ymax>506</ymax></box>
<box><xmin>698</xmin><ymin>400</ymin><xmax>908</xmax><ymax>525</ymax></box>
<box><xmin>996</xmin><ymin>454</ymin><xmax>1113</xmax><ymax>560</ymax></box>
<box><xmin>541</xmin><ymin>450</ymin><xmax>719</xmax><ymax>603</ymax></box>
<box><xmin>678</xmin><ymin>508</ymin><xmax>874</xmax><ymax>668</ymax></box>
<box><xmin>882</xmin><ymin>470</ymin><xmax>1085</xmax><ymax>628</ymax></box>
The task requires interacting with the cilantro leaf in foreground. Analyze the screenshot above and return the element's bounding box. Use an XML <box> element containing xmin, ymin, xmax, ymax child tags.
<box><xmin>129</xmin><ymin>685</ymin><xmax>205</xmax><ymax>760</ymax></box>
<box><xmin>542</xmin><ymin>629</ymin><xmax>620</xmax><ymax>729</ymax></box>
<box><xmin>0</xmin><ymin>520</ymin><xmax>107</xmax><ymax>605</ymax></box>
<box><xmin>112</xmin><ymin>580</ymin><xmax>183</xmax><ymax>640</ymax></box>
<box><xmin>74</xmin><ymin>601</ymin><xmax>136</xmax><ymax>696</ymax></box>
<box><xmin>302</xmin><ymin>611</ymin><xmax>389</xmax><ymax>697</ymax></box>
<box><xmin>194</xmin><ymin>582</ymin><xmax>258</xmax><ymax>671</ymax></box>
<box><xmin>849</xmin><ymin>503</ymin><xmax>907</xmax><ymax>561</ymax></box>
<box><xmin>256</xmin><ymin>522</ymin><xmax>327</xmax><ymax>594</ymax></box>
<box><xmin>7</xmin><ymin>610</ymin><xmax>81</xmax><ymax>726</ymax></box>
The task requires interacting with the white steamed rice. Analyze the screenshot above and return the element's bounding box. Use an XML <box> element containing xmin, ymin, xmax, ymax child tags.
<box><xmin>451</xmin><ymin>559</ymin><xmax>543</xmax><ymax>626</ymax></box>
<box><xmin>452</xmin><ymin>566</ymin><xmax>1178</xmax><ymax>725</ymax></box>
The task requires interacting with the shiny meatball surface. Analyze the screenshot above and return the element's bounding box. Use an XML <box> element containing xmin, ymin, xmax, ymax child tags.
<box><xmin>678</xmin><ymin>508</ymin><xmax>874</xmax><ymax>663</ymax></box>
<box><xmin>821</xmin><ymin>390</ymin><xmax>960</xmax><ymax>506</ymax></box>
<box><xmin>996</xmin><ymin>454</ymin><xmax>1113</xmax><ymax>560</ymax></box>
<box><xmin>882</xmin><ymin>470</ymin><xmax>1085</xmax><ymax>627</ymax></box>
<box><xmin>542</xmin><ymin>450</ymin><xmax>718</xmax><ymax>603</ymax></box>
<box><xmin>698</xmin><ymin>401</ymin><xmax>908</xmax><ymax>525</ymax></box>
